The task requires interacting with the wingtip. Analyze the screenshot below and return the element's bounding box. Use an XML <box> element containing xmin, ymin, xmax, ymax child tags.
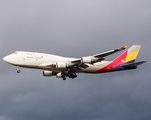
<box><xmin>120</xmin><ymin>46</ymin><xmax>127</xmax><ymax>50</ymax></box>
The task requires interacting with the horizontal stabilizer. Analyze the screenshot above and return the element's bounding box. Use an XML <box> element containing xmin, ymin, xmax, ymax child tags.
<box><xmin>120</xmin><ymin>61</ymin><xmax>147</xmax><ymax>68</ymax></box>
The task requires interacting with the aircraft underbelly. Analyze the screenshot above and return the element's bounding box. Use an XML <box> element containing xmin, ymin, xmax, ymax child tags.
<box><xmin>83</xmin><ymin>62</ymin><xmax>111</xmax><ymax>73</ymax></box>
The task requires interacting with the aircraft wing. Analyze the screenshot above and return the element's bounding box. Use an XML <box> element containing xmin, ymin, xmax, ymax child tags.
<box><xmin>93</xmin><ymin>46</ymin><xmax>127</xmax><ymax>58</ymax></box>
<box><xmin>70</xmin><ymin>59</ymin><xmax>81</xmax><ymax>64</ymax></box>
<box><xmin>39</xmin><ymin>63</ymin><xmax>56</xmax><ymax>68</ymax></box>
<box><xmin>69</xmin><ymin>63</ymin><xmax>89</xmax><ymax>71</ymax></box>
<box><xmin>70</xmin><ymin>46</ymin><xmax>127</xmax><ymax>65</ymax></box>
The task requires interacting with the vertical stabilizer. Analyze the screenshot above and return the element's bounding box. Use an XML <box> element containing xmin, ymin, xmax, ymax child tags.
<box><xmin>125</xmin><ymin>45</ymin><xmax>141</xmax><ymax>63</ymax></box>
<box><xmin>112</xmin><ymin>45</ymin><xmax>141</xmax><ymax>69</ymax></box>
<box><xmin>94</xmin><ymin>45</ymin><xmax>143</xmax><ymax>73</ymax></box>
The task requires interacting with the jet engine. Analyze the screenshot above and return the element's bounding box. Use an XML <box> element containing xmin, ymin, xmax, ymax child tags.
<box><xmin>56</xmin><ymin>62</ymin><xmax>68</xmax><ymax>69</ymax></box>
<box><xmin>81</xmin><ymin>57</ymin><xmax>103</xmax><ymax>64</ymax></box>
<box><xmin>43</xmin><ymin>71</ymin><xmax>57</xmax><ymax>77</ymax></box>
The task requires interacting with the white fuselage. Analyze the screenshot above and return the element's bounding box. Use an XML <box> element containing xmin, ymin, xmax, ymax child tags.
<box><xmin>3</xmin><ymin>51</ymin><xmax>109</xmax><ymax>73</ymax></box>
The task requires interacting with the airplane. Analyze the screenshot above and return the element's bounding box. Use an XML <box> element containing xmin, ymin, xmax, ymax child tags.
<box><xmin>3</xmin><ymin>45</ymin><xmax>146</xmax><ymax>80</ymax></box>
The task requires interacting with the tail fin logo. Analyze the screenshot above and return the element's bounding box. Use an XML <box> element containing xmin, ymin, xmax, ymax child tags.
<box><xmin>121</xmin><ymin>60</ymin><xmax>125</xmax><ymax>63</ymax></box>
<box><xmin>125</xmin><ymin>50</ymin><xmax>139</xmax><ymax>63</ymax></box>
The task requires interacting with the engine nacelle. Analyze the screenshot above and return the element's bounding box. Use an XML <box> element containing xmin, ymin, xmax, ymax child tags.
<box><xmin>56</xmin><ymin>62</ymin><xmax>68</xmax><ymax>69</ymax></box>
<box><xmin>56</xmin><ymin>72</ymin><xmax>62</xmax><ymax>78</ymax></box>
<box><xmin>81</xmin><ymin>57</ymin><xmax>91</xmax><ymax>63</ymax></box>
<box><xmin>81</xmin><ymin>57</ymin><xmax>101</xmax><ymax>64</ymax></box>
<box><xmin>43</xmin><ymin>71</ymin><xmax>57</xmax><ymax>77</ymax></box>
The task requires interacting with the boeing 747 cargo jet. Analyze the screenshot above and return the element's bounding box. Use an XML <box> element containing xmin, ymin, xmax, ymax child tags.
<box><xmin>3</xmin><ymin>45</ymin><xmax>146</xmax><ymax>80</ymax></box>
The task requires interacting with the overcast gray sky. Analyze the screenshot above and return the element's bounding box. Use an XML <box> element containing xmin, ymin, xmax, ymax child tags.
<box><xmin>0</xmin><ymin>0</ymin><xmax>151</xmax><ymax>120</ymax></box>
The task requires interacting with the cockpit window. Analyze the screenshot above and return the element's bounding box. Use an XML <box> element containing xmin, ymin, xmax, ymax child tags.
<box><xmin>13</xmin><ymin>52</ymin><xmax>17</xmax><ymax>54</ymax></box>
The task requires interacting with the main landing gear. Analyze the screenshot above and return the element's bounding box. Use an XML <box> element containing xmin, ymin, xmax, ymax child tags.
<box><xmin>62</xmin><ymin>72</ymin><xmax>77</xmax><ymax>80</ymax></box>
<box><xmin>69</xmin><ymin>73</ymin><xmax>77</xmax><ymax>79</ymax></box>
<box><xmin>61</xmin><ymin>74</ymin><xmax>66</xmax><ymax>80</ymax></box>
<box><xmin>68</xmin><ymin>71</ymin><xmax>77</xmax><ymax>79</ymax></box>
<box><xmin>17</xmin><ymin>66</ymin><xmax>20</xmax><ymax>73</ymax></box>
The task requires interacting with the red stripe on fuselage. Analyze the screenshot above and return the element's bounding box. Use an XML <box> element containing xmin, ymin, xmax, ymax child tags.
<box><xmin>95</xmin><ymin>51</ymin><xmax>128</xmax><ymax>73</ymax></box>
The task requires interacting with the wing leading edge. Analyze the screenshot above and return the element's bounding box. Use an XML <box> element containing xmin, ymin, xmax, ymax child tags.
<box><xmin>93</xmin><ymin>46</ymin><xmax>127</xmax><ymax>58</ymax></box>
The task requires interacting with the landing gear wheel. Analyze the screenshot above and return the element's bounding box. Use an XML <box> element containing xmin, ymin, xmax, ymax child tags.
<box><xmin>16</xmin><ymin>66</ymin><xmax>20</xmax><ymax>73</ymax></box>
<box><xmin>17</xmin><ymin>70</ymin><xmax>20</xmax><ymax>73</ymax></box>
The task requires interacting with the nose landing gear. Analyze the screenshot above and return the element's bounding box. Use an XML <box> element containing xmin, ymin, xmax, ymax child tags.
<box><xmin>17</xmin><ymin>66</ymin><xmax>20</xmax><ymax>73</ymax></box>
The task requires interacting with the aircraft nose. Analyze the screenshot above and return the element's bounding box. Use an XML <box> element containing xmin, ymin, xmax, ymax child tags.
<box><xmin>3</xmin><ymin>56</ymin><xmax>8</xmax><ymax>62</ymax></box>
<box><xmin>3</xmin><ymin>55</ymin><xmax>13</xmax><ymax>63</ymax></box>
